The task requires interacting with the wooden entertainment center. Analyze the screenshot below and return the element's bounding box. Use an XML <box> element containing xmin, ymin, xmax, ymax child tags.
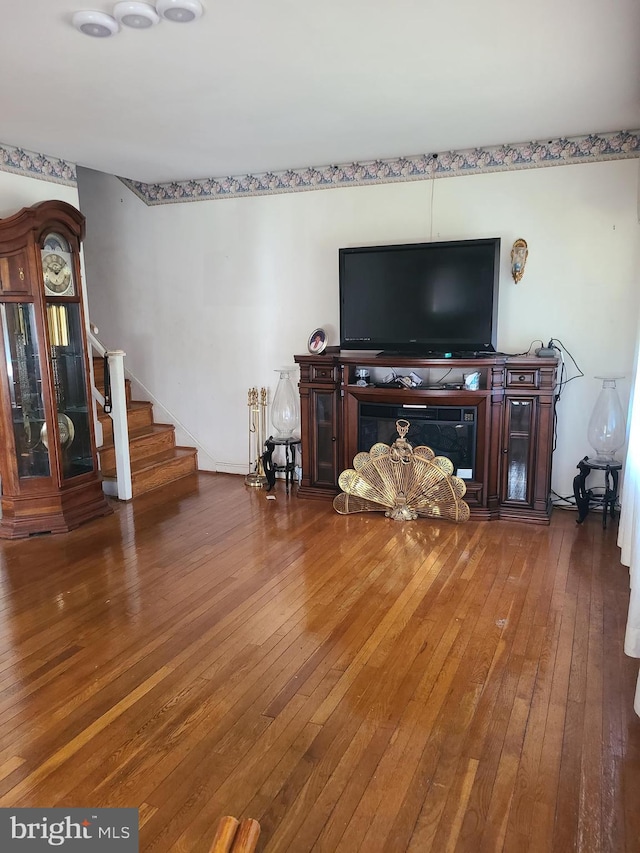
<box><xmin>294</xmin><ymin>351</ymin><xmax>559</xmax><ymax>524</ymax></box>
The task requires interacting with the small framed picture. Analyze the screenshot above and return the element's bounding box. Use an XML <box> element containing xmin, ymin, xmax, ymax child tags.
<box><xmin>308</xmin><ymin>328</ymin><xmax>327</xmax><ymax>354</ymax></box>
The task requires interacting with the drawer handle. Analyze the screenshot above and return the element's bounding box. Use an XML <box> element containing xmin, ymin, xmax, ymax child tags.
<box><xmin>518</xmin><ymin>375</ymin><xmax>527</xmax><ymax>381</ymax></box>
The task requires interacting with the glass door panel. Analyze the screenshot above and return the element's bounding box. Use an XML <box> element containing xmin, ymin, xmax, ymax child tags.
<box><xmin>506</xmin><ymin>435</ymin><xmax>529</xmax><ymax>501</ymax></box>
<box><xmin>504</xmin><ymin>399</ymin><xmax>533</xmax><ymax>503</ymax></box>
<box><xmin>313</xmin><ymin>390</ymin><xmax>337</xmax><ymax>486</ymax></box>
<box><xmin>46</xmin><ymin>302</ymin><xmax>94</xmax><ymax>479</ymax></box>
<box><xmin>0</xmin><ymin>303</ymin><xmax>51</xmax><ymax>478</ymax></box>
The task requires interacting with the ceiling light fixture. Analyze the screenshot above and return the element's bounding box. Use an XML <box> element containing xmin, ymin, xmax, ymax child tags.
<box><xmin>155</xmin><ymin>0</ymin><xmax>204</xmax><ymax>23</ymax></box>
<box><xmin>114</xmin><ymin>1</ymin><xmax>160</xmax><ymax>28</ymax></box>
<box><xmin>72</xmin><ymin>10</ymin><xmax>119</xmax><ymax>37</ymax></box>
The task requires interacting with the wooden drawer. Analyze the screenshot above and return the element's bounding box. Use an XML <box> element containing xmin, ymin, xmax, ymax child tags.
<box><xmin>0</xmin><ymin>251</ymin><xmax>30</xmax><ymax>295</ymax></box>
<box><xmin>506</xmin><ymin>369</ymin><xmax>539</xmax><ymax>389</ymax></box>
<box><xmin>311</xmin><ymin>364</ymin><xmax>337</xmax><ymax>383</ymax></box>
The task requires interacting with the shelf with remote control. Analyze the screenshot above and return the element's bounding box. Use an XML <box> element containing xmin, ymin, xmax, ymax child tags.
<box><xmin>294</xmin><ymin>350</ymin><xmax>559</xmax><ymax>524</ymax></box>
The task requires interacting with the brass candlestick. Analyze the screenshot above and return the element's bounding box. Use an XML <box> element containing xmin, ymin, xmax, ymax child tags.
<box><xmin>245</xmin><ymin>386</ymin><xmax>268</xmax><ymax>487</ymax></box>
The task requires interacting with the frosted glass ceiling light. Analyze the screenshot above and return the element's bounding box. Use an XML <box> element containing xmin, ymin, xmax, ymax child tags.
<box><xmin>114</xmin><ymin>1</ymin><xmax>160</xmax><ymax>28</ymax></box>
<box><xmin>72</xmin><ymin>10</ymin><xmax>119</xmax><ymax>37</ymax></box>
<box><xmin>155</xmin><ymin>0</ymin><xmax>203</xmax><ymax>22</ymax></box>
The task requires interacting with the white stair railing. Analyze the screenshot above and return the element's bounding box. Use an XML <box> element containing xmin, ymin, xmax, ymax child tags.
<box><xmin>88</xmin><ymin>324</ymin><xmax>132</xmax><ymax>501</ymax></box>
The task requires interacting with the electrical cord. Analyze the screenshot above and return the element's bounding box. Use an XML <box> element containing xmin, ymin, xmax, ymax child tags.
<box><xmin>549</xmin><ymin>338</ymin><xmax>584</xmax><ymax>401</ymax></box>
<box><xmin>428</xmin><ymin>156</ymin><xmax>436</xmax><ymax>241</ymax></box>
<box><xmin>543</xmin><ymin>337</ymin><xmax>584</xmax><ymax>452</ymax></box>
<box><xmin>499</xmin><ymin>339</ymin><xmax>545</xmax><ymax>358</ymax></box>
<box><xmin>550</xmin><ymin>489</ymin><xmax>578</xmax><ymax>509</ymax></box>
<box><xmin>550</xmin><ymin>490</ymin><xmax>621</xmax><ymax>513</ymax></box>
<box><xmin>435</xmin><ymin>367</ymin><xmax>453</xmax><ymax>384</ymax></box>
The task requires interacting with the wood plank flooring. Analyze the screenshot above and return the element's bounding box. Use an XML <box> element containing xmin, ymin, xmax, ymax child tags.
<box><xmin>0</xmin><ymin>473</ymin><xmax>638</xmax><ymax>852</ymax></box>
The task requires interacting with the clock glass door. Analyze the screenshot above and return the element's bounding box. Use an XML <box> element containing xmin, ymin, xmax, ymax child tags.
<box><xmin>46</xmin><ymin>302</ymin><xmax>94</xmax><ymax>479</ymax></box>
<box><xmin>0</xmin><ymin>303</ymin><xmax>51</xmax><ymax>478</ymax></box>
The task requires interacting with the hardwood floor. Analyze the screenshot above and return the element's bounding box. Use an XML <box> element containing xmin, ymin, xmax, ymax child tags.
<box><xmin>0</xmin><ymin>472</ymin><xmax>638</xmax><ymax>852</ymax></box>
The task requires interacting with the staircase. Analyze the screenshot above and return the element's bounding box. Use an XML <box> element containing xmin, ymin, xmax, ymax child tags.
<box><xmin>93</xmin><ymin>357</ymin><xmax>198</xmax><ymax>499</ymax></box>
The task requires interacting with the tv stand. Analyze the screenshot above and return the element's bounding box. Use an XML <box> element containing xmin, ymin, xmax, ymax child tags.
<box><xmin>294</xmin><ymin>350</ymin><xmax>559</xmax><ymax>524</ymax></box>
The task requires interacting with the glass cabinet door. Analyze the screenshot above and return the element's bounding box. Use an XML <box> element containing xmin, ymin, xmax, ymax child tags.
<box><xmin>311</xmin><ymin>389</ymin><xmax>338</xmax><ymax>486</ymax></box>
<box><xmin>46</xmin><ymin>302</ymin><xmax>95</xmax><ymax>479</ymax></box>
<box><xmin>503</xmin><ymin>398</ymin><xmax>534</xmax><ymax>503</ymax></box>
<box><xmin>0</xmin><ymin>303</ymin><xmax>51</xmax><ymax>478</ymax></box>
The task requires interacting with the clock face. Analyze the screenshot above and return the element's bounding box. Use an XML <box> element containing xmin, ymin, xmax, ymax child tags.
<box><xmin>42</xmin><ymin>251</ymin><xmax>74</xmax><ymax>296</ymax></box>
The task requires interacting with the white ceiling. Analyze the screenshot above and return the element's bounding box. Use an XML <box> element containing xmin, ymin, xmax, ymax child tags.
<box><xmin>1</xmin><ymin>0</ymin><xmax>638</xmax><ymax>185</ymax></box>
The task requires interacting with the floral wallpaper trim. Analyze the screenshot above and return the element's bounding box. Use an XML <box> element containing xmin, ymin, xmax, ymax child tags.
<box><xmin>2</xmin><ymin>132</ymin><xmax>638</xmax><ymax>201</ymax></box>
<box><xmin>0</xmin><ymin>142</ymin><xmax>77</xmax><ymax>186</ymax></box>
<box><xmin>120</xmin><ymin>130</ymin><xmax>640</xmax><ymax>206</ymax></box>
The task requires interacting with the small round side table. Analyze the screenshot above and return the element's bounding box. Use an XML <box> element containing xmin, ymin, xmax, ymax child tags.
<box><xmin>572</xmin><ymin>456</ymin><xmax>622</xmax><ymax>528</ymax></box>
<box><xmin>262</xmin><ymin>436</ymin><xmax>301</xmax><ymax>494</ymax></box>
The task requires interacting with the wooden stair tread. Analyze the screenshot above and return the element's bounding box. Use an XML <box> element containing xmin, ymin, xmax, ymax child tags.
<box><xmin>97</xmin><ymin>401</ymin><xmax>153</xmax><ymax>441</ymax></box>
<box><xmin>102</xmin><ymin>447</ymin><xmax>198</xmax><ymax>497</ymax></box>
<box><xmin>129</xmin><ymin>421</ymin><xmax>173</xmax><ymax>434</ymax></box>
<box><xmin>107</xmin><ymin>447</ymin><xmax>197</xmax><ymax>476</ymax></box>
<box><xmin>93</xmin><ymin>354</ymin><xmax>198</xmax><ymax>498</ymax></box>
<box><xmin>97</xmin><ymin>400</ymin><xmax>151</xmax><ymax>422</ymax></box>
<box><xmin>99</xmin><ymin>422</ymin><xmax>175</xmax><ymax>451</ymax></box>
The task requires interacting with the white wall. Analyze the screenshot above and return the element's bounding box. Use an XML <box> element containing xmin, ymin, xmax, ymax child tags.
<box><xmin>77</xmin><ymin>160</ymin><xmax>640</xmax><ymax>497</ymax></box>
<box><xmin>0</xmin><ymin>171</ymin><xmax>79</xmax><ymax>217</ymax></box>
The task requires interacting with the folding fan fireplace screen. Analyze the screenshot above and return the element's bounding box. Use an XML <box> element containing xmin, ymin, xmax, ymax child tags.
<box><xmin>333</xmin><ymin>419</ymin><xmax>470</xmax><ymax>522</ymax></box>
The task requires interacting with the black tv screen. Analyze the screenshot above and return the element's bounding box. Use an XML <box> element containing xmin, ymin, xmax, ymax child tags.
<box><xmin>339</xmin><ymin>238</ymin><xmax>501</xmax><ymax>354</ymax></box>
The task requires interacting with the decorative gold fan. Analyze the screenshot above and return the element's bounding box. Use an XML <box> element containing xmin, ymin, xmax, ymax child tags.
<box><xmin>333</xmin><ymin>419</ymin><xmax>470</xmax><ymax>522</ymax></box>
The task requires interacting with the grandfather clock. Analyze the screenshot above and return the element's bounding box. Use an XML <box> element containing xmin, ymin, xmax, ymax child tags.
<box><xmin>0</xmin><ymin>199</ymin><xmax>111</xmax><ymax>538</ymax></box>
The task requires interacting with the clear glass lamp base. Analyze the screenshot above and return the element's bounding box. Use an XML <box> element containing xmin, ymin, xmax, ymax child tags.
<box><xmin>271</xmin><ymin>367</ymin><xmax>300</xmax><ymax>439</ymax></box>
<box><xmin>587</xmin><ymin>377</ymin><xmax>625</xmax><ymax>464</ymax></box>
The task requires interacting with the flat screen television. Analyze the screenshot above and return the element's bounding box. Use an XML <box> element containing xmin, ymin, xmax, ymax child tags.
<box><xmin>339</xmin><ymin>238</ymin><xmax>501</xmax><ymax>355</ymax></box>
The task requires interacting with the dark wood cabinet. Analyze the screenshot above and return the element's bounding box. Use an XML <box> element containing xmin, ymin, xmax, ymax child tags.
<box><xmin>0</xmin><ymin>200</ymin><xmax>111</xmax><ymax>538</ymax></box>
<box><xmin>295</xmin><ymin>351</ymin><xmax>558</xmax><ymax>523</ymax></box>
<box><xmin>500</xmin><ymin>358</ymin><xmax>557</xmax><ymax>522</ymax></box>
<box><xmin>296</xmin><ymin>358</ymin><xmax>342</xmax><ymax>498</ymax></box>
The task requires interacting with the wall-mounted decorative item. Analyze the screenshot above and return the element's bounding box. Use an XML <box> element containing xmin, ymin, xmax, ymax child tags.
<box><xmin>308</xmin><ymin>328</ymin><xmax>327</xmax><ymax>354</ymax></box>
<box><xmin>333</xmin><ymin>419</ymin><xmax>470</xmax><ymax>522</ymax></box>
<box><xmin>510</xmin><ymin>238</ymin><xmax>528</xmax><ymax>283</ymax></box>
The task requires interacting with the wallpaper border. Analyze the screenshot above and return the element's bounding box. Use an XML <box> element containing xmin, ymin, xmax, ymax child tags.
<box><xmin>120</xmin><ymin>130</ymin><xmax>640</xmax><ymax>206</ymax></box>
<box><xmin>1</xmin><ymin>131</ymin><xmax>638</xmax><ymax>204</ymax></box>
<box><xmin>0</xmin><ymin>143</ymin><xmax>77</xmax><ymax>186</ymax></box>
